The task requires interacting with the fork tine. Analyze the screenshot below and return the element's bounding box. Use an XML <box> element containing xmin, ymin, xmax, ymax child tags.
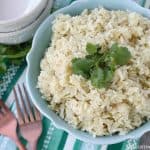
<box><xmin>13</xmin><ymin>87</ymin><xmax>24</xmax><ymax>125</ymax></box>
<box><xmin>33</xmin><ymin>106</ymin><xmax>41</xmax><ymax>121</ymax></box>
<box><xmin>0</xmin><ymin>107</ymin><xmax>7</xmax><ymax>114</ymax></box>
<box><xmin>23</xmin><ymin>84</ymin><xmax>41</xmax><ymax>121</ymax></box>
<box><xmin>18</xmin><ymin>84</ymin><xmax>29</xmax><ymax>123</ymax></box>
<box><xmin>23</xmin><ymin>83</ymin><xmax>34</xmax><ymax>122</ymax></box>
<box><xmin>0</xmin><ymin>100</ymin><xmax>9</xmax><ymax>113</ymax></box>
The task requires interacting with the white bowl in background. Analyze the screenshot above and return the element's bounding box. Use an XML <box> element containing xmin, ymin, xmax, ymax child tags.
<box><xmin>0</xmin><ymin>0</ymin><xmax>47</xmax><ymax>33</ymax></box>
<box><xmin>0</xmin><ymin>0</ymin><xmax>53</xmax><ymax>44</ymax></box>
<box><xmin>24</xmin><ymin>0</ymin><xmax>45</xmax><ymax>15</ymax></box>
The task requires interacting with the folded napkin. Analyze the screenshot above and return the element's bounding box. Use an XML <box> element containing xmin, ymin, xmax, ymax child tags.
<box><xmin>0</xmin><ymin>0</ymin><xmax>149</xmax><ymax>150</ymax></box>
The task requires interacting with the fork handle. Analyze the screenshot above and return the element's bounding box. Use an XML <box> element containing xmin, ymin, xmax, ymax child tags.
<box><xmin>30</xmin><ymin>139</ymin><xmax>38</xmax><ymax>150</ymax></box>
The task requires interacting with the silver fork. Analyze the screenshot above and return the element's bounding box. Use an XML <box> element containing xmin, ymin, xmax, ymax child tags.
<box><xmin>0</xmin><ymin>100</ymin><xmax>25</xmax><ymax>150</ymax></box>
<box><xmin>13</xmin><ymin>83</ymin><xmax>42</xmax><ymax>150</ymax></box>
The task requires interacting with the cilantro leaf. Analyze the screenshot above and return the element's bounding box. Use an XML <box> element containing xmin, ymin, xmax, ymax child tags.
<box><xmin>11</xmin><ymin>59</ymin><xmax>23</xmax><ymax>65</ymax></box>
<box><xmin>86</xmin><ymin>43</ymin><xmax>99</xmax><ymax>55</ymax></box>
<box><xmin>72</xmin><ymin>58</ymin><xmax>94</xmax><ymax>79</ymax></box>
<box><xmin>0</xmin><ymin>45</ymin><xmax>7</xmax><ymax>54</ymax></box>
<box><xmin>72</xmin><ymin>42</ymin><xmax>132</xmax><ymax>89</ymax></box>
<box><xmin>110</xmin><ymin>43</ymin><xmax>118</xmax><ymax>51</ymax></box>
<box><xmin>103</xmin><ymin>68</ymin><xmax>114</xmax><ymax>84</ymax></box>
<box><xmin>90</xmin><ymin>67</ymin><xmax>114</xmax><ymax>88</ymax></box>
<box><xmin>0</xmin><ymin>41</ymin><xmax>31</xmax><ymax>74</ymax></box>
<box><xmin>90</xmin><ymin>67</ymin><xmax>105</xmax><ymax>88</ymax></box>
<box><xmin>111</xmin><ymin>43</ymin><xmax>131</xmax><ymax>65</ymax></box>
<box><xmin>86</xmin><ymin>53</ymin><xmax>102</xmax><ymax>67</ymax></box>
<box><xmin>0</xmin><ymin>62</ymin><xmax>7</xmax><ymax>73</ymax></box>
<box><xmin>1</xmin><ymin>48</ymin><xmax>29</xmax><ymax>59</ymax></box>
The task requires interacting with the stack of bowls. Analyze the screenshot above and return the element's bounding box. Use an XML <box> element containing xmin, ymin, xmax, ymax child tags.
<box><xmin>0</xmin><ymin>0</ymin><xmax>53</xmax><ymax>44</ymax></box>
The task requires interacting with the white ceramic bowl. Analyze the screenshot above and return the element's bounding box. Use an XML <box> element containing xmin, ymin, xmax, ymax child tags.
<box><xmin>0</xmin><ymin>0</ymin><xmax>53</xmax><ymax>44</ymax></box>
<box><xmin>0</xmin><ymin>0</ymin><xmax>47</xmax><ymax>32</ymax></box>
<box><xmin>24</xmin><ymin>0</ymin><xmax>45</xmax><ymax>15</ymax></box>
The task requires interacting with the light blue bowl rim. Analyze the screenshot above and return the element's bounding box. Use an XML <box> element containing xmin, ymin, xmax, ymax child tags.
<box><xmin>26</xmin><ymin>0</ymin><xmax>150</xmax><ymax>145</ymax></box>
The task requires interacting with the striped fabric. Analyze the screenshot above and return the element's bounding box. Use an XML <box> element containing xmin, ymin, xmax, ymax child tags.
<box><xmin>0</xmin><ymin>0</ymin><xmax>149</xmax><ymax>150</ymax></box>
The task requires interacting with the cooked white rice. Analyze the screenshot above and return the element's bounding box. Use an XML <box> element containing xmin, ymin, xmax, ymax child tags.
<box><xmin>38</xmin><ymin>8</ymin><xmax>150</xmax><ymax>136</ymax></box>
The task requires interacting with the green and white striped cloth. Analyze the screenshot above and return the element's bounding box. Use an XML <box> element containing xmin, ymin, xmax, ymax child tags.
<box><xmin>0</xmin><ymin>0</ymin><xmax>149</xmax><ymax>150</ymax></box>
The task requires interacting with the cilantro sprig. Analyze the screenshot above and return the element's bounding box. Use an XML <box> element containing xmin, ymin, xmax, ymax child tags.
<box><xmin>0</xmin><ymin>42</ymin><xmax>31</xmax><ymax>74</ymax></box>
<box><xmin>72</xmin><ymin>42</ymin><xmax>131</xmax><ymax>88</ymax></box>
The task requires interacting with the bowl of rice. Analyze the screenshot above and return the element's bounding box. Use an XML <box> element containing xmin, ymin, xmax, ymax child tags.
<box><xmin>26</xmin><ymin>0</ymin><xmax>150</xmax><ymax>144</ymax></box>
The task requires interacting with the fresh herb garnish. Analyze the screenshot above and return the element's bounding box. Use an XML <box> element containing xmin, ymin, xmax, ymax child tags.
<box><xmin>72</xmin><ymin>42</ymin><xmax>131</xmax><ymax>88</ymax></box>
<box><xmin>110</xmin><ymin>43</ymin><xmax>131</xmax><ymax>65</ymax></box>
<box><xmin>86</xmin><ymin>43</ymin><xmax>99</xmax><ymax>55</ymax></box>
<box><xmin>0</xmin><ymin>62</ymin><xmax>7</xmax><ymax>73</ymax></box>
<box><xmin>0</xmin><ymin>42</ymin><xmax>31</xmax><ymax>74</ymax></box>
<box><xmin>72</xmin><ymin>58</ymin><xmax>94</xmax><ymax>79</ymax></box>
<box><xmin>90</xmin><ymin>67</ymin><xmax>105</xmax><ymax>88</ymax></box>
